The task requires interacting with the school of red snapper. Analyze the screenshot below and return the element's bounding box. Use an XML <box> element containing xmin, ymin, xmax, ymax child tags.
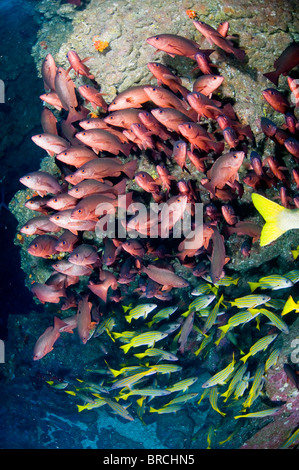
<box><xmin>15</xmin><ymin>16</ymin><xmax>299</xmax><ymax>438</ymax></box>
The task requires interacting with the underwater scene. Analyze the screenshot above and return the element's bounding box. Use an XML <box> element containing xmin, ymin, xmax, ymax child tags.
<box><xmin>0</xmin><ymin>0</ymin><xmax>298</xmax><ymax>452</ymax></box>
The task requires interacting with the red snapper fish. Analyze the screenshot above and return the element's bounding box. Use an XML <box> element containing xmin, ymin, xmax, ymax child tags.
<box><xmin>75</xmin><ymin>129</ymin><xmax>132</xmax><ymax>156</ymax></box>
<box><xmin>68</xmin><ymin>244</ymin><xmax>100</xmax><ymax>266</ymax></box>
<box><xmin>47</xmin><ymin>193</ymin><xmax>78</xmax><ymax>211</ymax></box>
<box><xmin>178</xmin><ymin>122</ymin><xmax>224</xmax><ymax>154</ymax></box>
<box><xmin>103</xmin><ymin>108</ymin><xmax>142</xmax><ymax>129</ymax></box>
<box><xmin>49</xmin><ymin>209</ymin><xmax>97</xmax><ymax>235</ymax></box>
<box><xmin>33</xmin><ymin>316</ymin><xmax>68</xmax><ymax>360</ymax></box>
<box><xmin>19</xmin><ymin>171</ymin><xmax>61</xmax><ymax>196</ymax></box>
<box><xmin>41</xmin><ymin>108</ymin><xmax>58</xmax><ymax>135</ymax></box>
<box><xmin>77</xmin><ymin>295</ymin><xmax>97</xmax><ymax>344</ymax></box>
<box><xmin>193</xmin><ymin>75</ymin><xmax>224</xmax><ymax>97</ymax></box>
<box><xmin>41</xmin><ymin>53</ymin><xmax>57</xmax><ymax>92</ymax></box>
<box><xmin>202</xmin><ymin>150</ymin><xmax>245</xmax><ymax>195</ymax></box>
<box><xmin>66</xmin><ymin>50</ymin><xmax>94</xmax><ymax>79</ymax></box>
<box><xmin>40</xmin><ymin>91</ymin><xmax>64</xmax><ymax>110</ymax></box>
<box><xmin>27</xmin><ymin>234</ymin><xmax>58</xmax><ymax>258</ymax></box>
<box><xmin>52</xmin><ymin>259</ymin><xmax>93</xmax><ymax>277</ymax></box>
<box><xmin>31</xmin><ymin>282</ymin><xmax>67</xmax><ymax>305</ymax></box>
<box><xmin>146</xmin><ymin>33</ymin><xmax>210</xmax><ymax>59</ymax></box>
<box><xmin>78</xmin><ymin>84</ymin><xmax>108</xmax><ymax>111</ymax></box>
<box><xmin>151</xmin><ymin>107</ymin><xmax>192</xmax><ymax>133</ymax></box>
<box><xmin>54</xmin><ymin>67</ymin><xmax>84</xmax><ymax>124</ymax></box>
<box><xmin>192</xmin><ymin>20</ymin><xmax>246</xmax><ymax>60</ymax></box>
<box><xmin>143</xmin><ymin>85</ymin><xmax>196</xmax><ymax>120</ymax></box>
<box><xmin>262</xmin><ymin>88</ymin><xmax>290</xmax><ymax>114</ymax></box>
<box><xmin>71</xmin><ymin>157</ymin><xmax>137</xmax><ymax>181</ymax></box>
<box><xmin>20</xmin><ymin>215</ymin><xmax>60</xmax><ymax>236</ymax></box>
<box><xmin>140</xmin><ymin>264</ymin><xmax>190</xmax><ymax>290</ymax></box>
<box><xmin>263</xmin><ymin>42</ymin><xmax>299</xmax><ymax>86</ymax></box>
<box><xmin>56</xmin><ymin>146</ymin><xmax>98</xmax><ymax>168</ymax></box>
<box><xmin>55</xmin><ymin>230</ymin><xmax>79</xmax><ymax>252</ymax></box>
<box><xmin>88</xmin><ymin>270</ymin><xmax>118</xmax><ymax>303</ymax></box>
<box><xmin>108</xmin><ymin>85</ymin><xmax>151</xmax><ymax>111</ymax></box>
<box><xmin>147</xmin><ymin>62</ymin><xmax>190</xmax><ymax>99</ymax></box>
<box><xmin>31</xmin><ymin>133</ymin><xmax>69</xmax><ymax>157</ymax></box>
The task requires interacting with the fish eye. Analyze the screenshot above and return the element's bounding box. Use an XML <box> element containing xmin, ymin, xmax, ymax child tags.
<box><xmin>78</xmin><ymin>209</ymin><xmax>82</xmax><ymax>213</ymax></box>
<box><xmin>62</xmin><ymin>241</ymin><xmax>66</xmax><ymax>245</ymax></box>
<box><xmin>75</xmin><ymin>188</ymin><xmax>79</xmax><ymax>192</ymax></box>
<box><xmin>55</xmin><ymin>216</ymin><xmax>60</xmax><ymax>220</ymax></box>
<box><xmin>188</xmin><ymin>124</ymin><xmax>192</xmax><ymax>128</ymax></box>
<box><xmin>26</xmin><ymin>176</ymin><xmax>31</xmax><ymax>179</ymax></box>
<box><xmin>152</xmin><ymin>87</ymin><xmax>156</xmax><ymax>91</ymax></box>
<box><xmin>63</xmin><ymin>152</ymin><xmax>68</xmax><ymax>155</ymax></box>
<box><xmin>155</xmin><ymin>37</ymin><xmax>159</xmax><ymax>40</ymax></box>
<box><xmin>82</xmin><ymin>169</ymin><xmax>85</xmax><ymax>173</ymax></box>
<box><xmin>233</xmin><ymin>155</ymin><xmax>237</xmax><ymax>158</ymax></box>
<box><xmin>34</xmin><ymin>243</ymin><xmax>38</xmax><ymax>248</ymax></box>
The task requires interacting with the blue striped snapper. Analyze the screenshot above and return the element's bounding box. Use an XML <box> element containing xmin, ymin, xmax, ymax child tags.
<box><xmin>182</xmin><ymin>294</ymin><xmax>216</xmax><ymax>316</ymax></box>
<box><xmin>248</xmin><ymin>274</ymin><xmax>293</xmax><ymax>292</ymax></box>
<box><xmin>265</xmin><ymin>347</ymin><xmax>281</xmax><ymax>372</ymax></box>
<box><xmin>279</xmin><ymin>427</ymin><xmax>299</xmax><ymax>449</ymax></box>
<box><xmin>202</xmin><ymin>294</ymin><xmax>224</xmax><ymax>335</ymax></box>
<box><xmin>218</xmin><ymin>309</ymin><xmax>260</xmax><ymax>335</ymax></box>
<box><xmin>117</xmin><ymin>388</ymin><xmax>172</xmax><ymax>401</ymax></box>
<box><xmin>191</xmin><ymin>282</ymin><xmax>218</xmax><ymax>296</ymax></box>
<box><xmin>77</xmin><ymin>398</ymin><xmax>107</xmax><ymax>412</ymax></box>
<box><xmin>233</xmin><ymin>372</ymin><xmax>250</xmax><ymax>400</ymax></box>
<box><xmin>102</xmin><ymin>397</ymin><xmax>135</xmax><ymax>421</ymax></box>
<box><xmin>230</xmin><ymin>294</ymin><xmax>271</xmax><ymax>309</ymax></box>
<box><xmin>209</xmin><ymin>385</ymin><xmax>226</xmax><ymax>416</ymax></box>
<box><xmin>248</xmin><ymin>307</ymin><xmax>289</xmax><ymax>334</ymax></box>
<box><xmin>161</xmin><ymin>392</ymin><xmax>198</xmax><ymax>407</ymax></box>
<box><xmin>111</xmin><ymin>368</ymin><xmax>157</xmax><ymax>390</ymax></box>
<box><xmin>166</xmin><ymin>377</ymin><xmax>198</xmax><ymax>392</ymax></box>
<box><xmin>284</xmin><ymin>269</ymin><xmax>299</xmax><ymax>284</ymax></box>
<box><xmin>221</xmin><ymin>363</ymin><xmax>248</xmax><ymax>402</ymax></box>
<box><xmin>241</xmin><ymin>334</ymin><xmax>278</xmax><ymax>363</ymax></box>
<box><xmin>149</xmin><ymin>404</ymin><xmax>183</xmax><ymax>414</ymax></box>
<box><xmin>124</xmin><ymin>303</ymin><xmax>157</xmax><ymax>323</ymax></box>
<box><xmin>243</xmin><ymin>363</ymin><xmax>265</xmax><ymax>408</ymax></box>
<box><xmin>203</xmin><ymin>274</ymin><xmax>239</xmax><ymax>287</ymax></box>
<box><xmin>202</xmin><ymin>353</ymin><xmax>235</xmax><ymax>388</ymax></box>
<box><xmin>146</xmin><ymin>306</ymin><xmax>178</xmax><ymax>327</ymax></box>
<box><xmin>120</xmin><ymin>331</ymin><xmax>168</xmax><ymax>354</ymax></box>
<box><xmin>134</xmin><ymin>347</ymin><xmax>178</xmax><ymax>361</ymax></box>
<box><xmin>234</xmin><ymin>406</ymin><xmax>281</xmax><ymax>419</ymax></box>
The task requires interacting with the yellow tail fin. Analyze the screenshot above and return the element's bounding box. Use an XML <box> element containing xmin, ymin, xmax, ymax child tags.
<box><xmin>251</xmin><ymin>193</ymin><xmax>286</xmax><ymax>246</ymax></box>
<box><xmin>248</xmin><ymin>281</ymin><xmax>260</xmax><ymax>293</ymax></box>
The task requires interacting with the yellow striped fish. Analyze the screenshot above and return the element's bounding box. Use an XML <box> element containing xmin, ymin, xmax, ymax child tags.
<box><xmin>117</xmin><ymin>388</ymin><xmax>172</xmax><ymax>401</ymax></box>
<box><xmin>279</xmin><ymin>427</ymin><xmax>299</xmax><ymax>449</ymax></box>
<box><xmin>202</xmin><ymin>353</ymin><xmax>235</xmax><ymax>388</ymax></box>
<box><xmin>149</xmin><ymin>404</ymin><xmax>183</xmax><ymax>414</ymax></box>
<box><xmin>248</xmin><ymin>307</ymin><xmax>289</xmax><ymax>334</ymax></box>
<box><xmin>202</xmin><ymin>294</ymin><xmax>224</xmax><ymax>335</ymax></box>
<box><xmin>146</xmin><ymin>306</ymin><xmax>178</xmax><ymax>327</ymax></box>
<box><xmin>183</xmin><ymin>294</ymin><xmax>216</xmax><ymax>316</ymax></box>
<box><xmin>241</xmin><ymin>334</ymin><xmax>277</xmax><ymax>363</ymax></box>
<box><xmin>111</xmin><ymin>368</ymin><xmax>157</xmax><ymax>390</ymax></box>
<box><xmin>221</xmin><ymin>363</ymin><xmax>247</xmax><ymax>402</ymax></box>
<box><xmin>120</xmin><ymin>331</ymin><xmax>168</xmax><ymax>354</ymax></box>
<box><xmin>233</xmin><ymin>372</ymin><xmax>250</xmax><ymax>400</ymax></box>
<box><xmin>124</xmin><ymin>303</ymin><xmax>157</xmax><ymax>323</ymax></box>
<box><xmin>248</xmin><ymin>274</ymin><xmax>293</xmax><ymax>292</ymax></box>
<box><xmin>151</xmin><ymin>364</ymin><xmax>183</xmax><ymax>375</ymax></box>
<box><xmin>102</xmin><ymin>397</ymin><xmax>135</xmax><ymax>421</ymax></box>
<box><xmin>230</xmin><ymin>294</ymin><xmax>270</xmax><ymax>309</ymax></box>
<box><xmin>134</xmin><ymin>348</ymin><xmax>178</xmax><ymax>361</ymax></box>
<box><xmin>209</xmin><ymin>385</ymin><xmax>226</xmax><ymax>416</ymax></box>
<box><xmin>234</xmin><ymin>407</ymin><xmax>281</xmax><ymax>419</ymax></box>
<box><xmin>265</xmin><ymin>347</ymin><xmax>281</xmax><ymax>372</ymax></box>
<box><xmin>243</xmin><ymin>363</ymin><xmax>265</xmax><ymax>408</ymax></box>
<box><xmin>166</xmin><ymin>377</ymin><xmax>198</xmax><ymax>393</ymax></box>
<box><xmin>161</xmin><ymin>392</ymin><xmax>198</xmax><ymax>407</ymax></box>
<box><xmin>284</xmin><ymin>270</ymin><xmax>299</xmax><ymax>284</ymax></box>
<box><xmin>194</xmin><ymin>333</ymin><xmax>213</xmax><ymax>356</ymax></box>
<box><xmin>218</xmin><ymin>309</ymin><xmax>260</xmax><ymax>335</ymax></box>
<box><xmin>191</xmin><ymin>283</ymin><xmax>218</xmax><ymax>296</ymax></box>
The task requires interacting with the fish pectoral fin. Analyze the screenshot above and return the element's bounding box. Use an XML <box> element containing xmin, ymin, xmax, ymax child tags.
<box><xmin>161</xmin><ymin>285</ymin><xmax>172</xmax><ymax>292</ymax></box>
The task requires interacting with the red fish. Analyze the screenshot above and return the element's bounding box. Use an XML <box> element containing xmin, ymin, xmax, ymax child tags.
<box><xmin>262</xmin><ymin>88</ymin><xmax>290</xmax><ymax>114</ymax></box>
<box><xmin>20</xmin><ymin>215</ymin><xmax>60</xmax><ymax>236</ymax></box>
<box><xmin>68</xmin><ymin>243</ymin><xmax>100</xmax><ymax>266</ymax></box>
<box><xmin>108</xmin><ymin>85</ymin><xmax>150</xmax><ymax>111</ymax></box>
<box><xmin>203</xmin><ymin>150</ymin><xmax>245</xmax><ymax>194</ymax></box>
<box><xmin>143</xmin><ymin>85</ymin><xmax>196</xmax><ymax>119</ymax></box>
<box><xmin>70</xmin><ymin>193</ymin><xmax>116</xmax><ymax>221</ymax></box>
<box><xmin>40</xmin><ymin>91</ymin><xmax>64</xmax><ymax>111</ymax></box>
<box><xmin>151</xmin><ymin>107</ymin><xmax>192</xmax><ymax>133</ymax></box>
<box><xmin>178</xmin><ymin>122</ymin><xmax>224</xmax><ymax>153</ymax></box>
<box><xmin>54</xmin><ymin>67</ymin><xmax>83</xmax><ymax>124</ymax></box>
<box><xmin>31</xmin><ymin>283</ymin><xmax>67</xmax><ymax>305</ymax></box>
<box><xmin>221</xmin><ymin>204</ymin><xmax>239</xmax><ymax>225</ymax></box>
<box><xmin>47</xmin><ymin>193</ymin><xmax>78</xmax><ymax>211</ymax></box>
<box><xmin>68</xmin><ymin>178</ymin><xmax>125</xmax><ymax>199</ymax></box>
<box><xmin>222</xmin><ymin>126</ymin><xmax>239</xmax><ymax>148</ymax></box>
<box><xmin>55</xmin><ymin>230</ymin><xmax>79</xmax><ymax>252</ymax></box>
<box><xmin>193</xmin><ymin>51</ymin><xmax>217</xmax><ymax>75</ymax></box>
<box><xmin>78</xmin><ymin>84</ymin><xmax>108</xmax><ymax>111</ymax></box>
<box><xmin>187</xmin><ymin>91</ymin><xmax>226</xmax><ymax>120</ymax></box>
<box><xmin>71</xmin><ymin>157</ymin><xmax>137</xmax><ymax>181</ymax></box>
<box><xmin>19</xmin><ymin>171</ymin><xmax>61</xmax><ymax>196</ymax></box>
<box><xmin>178</xmin><ymin>311</ymin><xmax>195</xmax><ymax>354</ymax></box>
<box><xmin>192</xmin><ymin>20</ymin><xmax>246</xmax><ymax>60</ymax></box>
<box><xmin>135</xmin><ymin>171</ymin><xmax>160</xmax><ymax>193</ymax></box>
<box><xmin>226</xmin><ymin>221</ymin><xmax>261</xmax><ymax>242</ymax></box>
<box><xmin>138</xmin><ymin>110</ymin><xmax>172</xmax><ymax>140</ymax></box>
<box><xmin>130</xmin><ymin>123</ymin><xmax>155</xmax><ymax>150</ymax></box>
<box><xmin>104</xmin><ymin>108</ymin><xmax>142</xmax><ymax>129</ymax></box>
<box><xmin>146</xmin><ymin>34</ymin><xmax>206</xmax><ymax>59</ymax></box>
<box><xmin>121</xmin><ymin>239</ymin><xmax>146</xmax><ymax>257</ymax></box>
<box><xmin>27</xmin><ymin>234</ymin><xmax>58</xmax><ymax>258</ymax></box>
<box><xmin>67</xmin><ymin>50</ymin><xmax>94</xmax><ymax>79</ymax></box>
<box><xmin>49</xmin><ymin>209</ymin><xmax>97</xmax><ymax>235</ymax></box>
<box><xmin>75</xmin><ymin>129</ymin><xmax>132</xmax><ymax>156</ymax></box>
<box><xmin>24</xmin><ymin>195</ymin><xmax>52</xmax><ymax>214</ymax></box>
<box><xmin>41</xmin><ymin>108</ymin><xmax>58</xmax><ymax>135</ymax></box>
<box><xmin>52</xmin><ymin>259</ymin><xmax>93</xmax><ymax>277</ymax></box>
<box><xmin>56</xmin><ymin>146</ymin><xmax>98</xmax><ymax>168</ymax></box>
<box><xmin>77</xmin><ymin>295</ymin><xmax>97</xmax><ymax>344</ymax></box>
<box><xmin>177</xmin><ymin>224</ymin><xmax>214</xmax><ymax>261</ymax></box>
<box><xmin>88</xmin><ymin>270</ymin><xmax>118</xmax><ymax>303</ymax></box>
<box><xmin>33</xmin><ymin>316</ymin><xmax>67</xmax><ymax>360</ymax></box>
<box><xmin>287</xmin><ymin>76</ymin><xmax>299</xmax><ymax>107</ymax></box>
<box><xmin>31</xmin><ymin>133</ymin><xmax>69</xmax><ymax>157</ymax></box>
<box><xmin>41</xmin><ymin>53</ymin><xmax>57</xmax><ymax>92</ymax></box>
<box><xmin>210</xmin><ymin>228</ymin><xmax>227</xmax><ymax>283</ymax></box>
<box><xmin>171</xmin><ymin>140</ymin><xmax>187</xmax><ymax>170</ymax></box>
<box><xmin>140</xmin><ymin>264</ymin><xmax>189</xmax><ymax>290</ymax></box>
<box><xmin>147</xmin><ymin>62</ymin><xmax>190</xmax><ymax>99</ymax></box>
<box><xmin>193</xmin><ymin>74</ymin><xmax>224</xmax><ymax>97</ymax></box>
<box><xmin>263</xmin><ymin>42</ymin><xmax>299</xmax><ymax>86</ymax></box>
<box><xmin>284</xmin><ymin>137</ymin><xmax>299</xmax><ymax>159</ymax></box>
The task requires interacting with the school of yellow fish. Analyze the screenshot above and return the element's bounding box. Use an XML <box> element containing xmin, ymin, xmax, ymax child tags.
<box><xmin>15</xmin><ymin>13</ymin><xmax>299</xmax><ymax>447</ymax></box>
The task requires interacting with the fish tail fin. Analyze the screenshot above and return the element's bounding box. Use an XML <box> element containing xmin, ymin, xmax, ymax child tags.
<box><xmin>251</xmin><ymin>193</ymin><xmax>286</xmax><ymax>246</ymax></box>
<box><xmin>120</xmin><ymin>343</ymin><xmax>131</xmax><ymax>354</ymax></box>
<box><xmin>263</xmin><ymin>70</ymin><xmax>279</xmax><ymax>86</ymax></box>
<box><xmin>232</xmin><ymin>278</ymin><xmax>240</xmax><ymax>285</ymax></box>
<box><xmin>121</xmin><ymin>143</ymin><xmax>133</xmax><ymax>158</ymax></box>
<box><xmin>248</xmin><ymin>281</ymin><xmax>260</xmax><ymax>293</ymax></box>
<box><xmin>122</xmin><ymin>304</ymin><xmax>132</xmax><ymax>312</ymax></box>
<box><xmin>218</xmin><ymin>324</ymin><xmax>230</xmax><ymax>334</ymax></box>
<box><xmin>77</xmin><ymin>405</ymin><xmax>86</xmax><ymax>412</ymax></box>
<box><xmin>240</xmin><ymin>352</ymin><xmax>250</xmax><ymax>363</ymax></box>
<box><xmin>125</xmin><ymin>315</ymin><xmax>132</xmax><ymax>323</ymax></box>
<box><xmin>123</xmin><ymin>159</ymin><xmax>137</xmax><ymax>179</ymax></box>
<box><xmin>282</xmin><ymin>295</ymin><xmax>298</xmax><ymax>316</ymax></box>
<box><xmin>149</xmin><ymin>407</ymin><xmax>157</xmax><ymax>413</ymax></box>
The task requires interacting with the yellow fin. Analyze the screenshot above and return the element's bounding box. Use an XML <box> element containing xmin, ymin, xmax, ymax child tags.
<box><xmin>251</xmin><ymin>193</ymin><xmax>286</xmax><ymax>246</ymax></box>
<box><xmin>248</xmin><ymin>281</ymin><xmax>260</xmax><ymax>293</ymax></box>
